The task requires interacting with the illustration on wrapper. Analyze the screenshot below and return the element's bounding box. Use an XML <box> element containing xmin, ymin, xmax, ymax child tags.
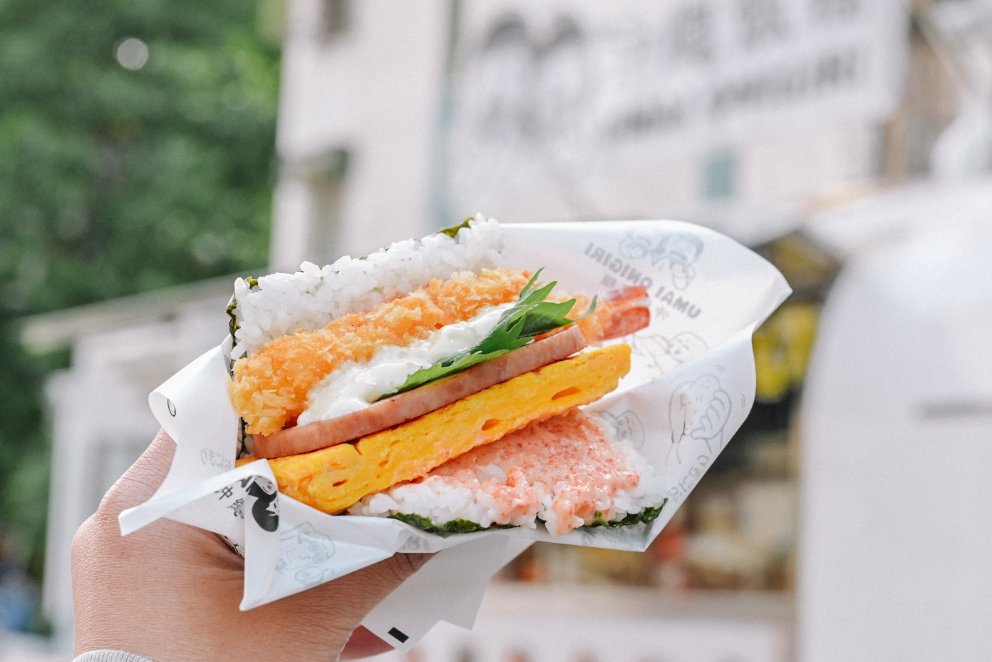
<box><xmin>629</xmin><ymin>330</ymin><xmax>709</xmax><ymax>376</ymax></box>
<box><xmin>593</xmin><ymin>409</ymin><xmax>646</xmax><ymax>449</ymax></box>
<box><xmin>275</xmin><ymin>523</ymin><xmax>337</xmax><ymax>587</ymax></box>
<box><xmin>618</xmin><ymin>232</ymin><xmax>702</xmax><ymax>290</ymax></box>
<box><xmin>243</xmin><ymin>477</ymin><xmax>279</xmax><ymax>532</ymax></box>
<box><xmin>667</xmin><ymin>373</ymin><xmax>732</xmax><ymax>466</ymax></box>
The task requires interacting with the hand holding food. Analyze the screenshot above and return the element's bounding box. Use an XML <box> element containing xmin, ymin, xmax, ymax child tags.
<box><xmin>112</xmin><ymin>216</ymin><xmax>790</xmax><ymax>642</ymax></box>
<box><xmin>72</xmin><ymin>430</ymin><xmax>430</xmax><ymax>661</ymax></box>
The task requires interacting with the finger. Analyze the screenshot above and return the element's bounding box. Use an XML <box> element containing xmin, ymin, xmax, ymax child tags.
<box><xmin>342</xmin><ymin>552</ymin><xmax>432</xmax><ymax>606</ymax></box>
<box><xmin>340</xmin><ymin>626</ymin><xmax>392</xmax><ymax>660</ymax></box>
<box><xmin>239</xmin><ymin>552</ymin><xmax>432</xmax><ymax>658</ymax></box>
<box><xmin>297</xmin><ymin>552</ymin><xmax>433</xmax><ymax>633</ymax></box>
<box><xmin>98</xmin><ymin>429</ymin><xmax>176</xmax><ymax>519</ymax></box>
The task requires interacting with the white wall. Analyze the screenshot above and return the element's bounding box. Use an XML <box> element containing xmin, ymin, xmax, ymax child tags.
<box><xmin>796</xmin><ymin>181</ymin><xmax>992</xmax><ymax>662</ymax></box>
<box><xmin>270</xmin><ymin>0</ymin><xmax>449</xmax><ymax>269</ymax></box>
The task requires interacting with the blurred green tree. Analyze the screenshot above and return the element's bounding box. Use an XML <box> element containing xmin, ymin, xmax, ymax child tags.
<box><xmin>0</xmin><ymin>0</ymin><xmax>279</xmax><ymax>593</ymax></box>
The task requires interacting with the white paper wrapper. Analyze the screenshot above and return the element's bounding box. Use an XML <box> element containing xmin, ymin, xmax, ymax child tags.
<box><xmin>119</xmin><ymin>220</ymin><xmax>790</xmax><ymax>650</ymax></box>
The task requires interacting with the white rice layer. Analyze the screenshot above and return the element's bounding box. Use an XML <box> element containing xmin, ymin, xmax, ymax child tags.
<box><xmin>230</xmin><ymin>214</ymin><xmax>503</xmax><ymax>358</ymax></box>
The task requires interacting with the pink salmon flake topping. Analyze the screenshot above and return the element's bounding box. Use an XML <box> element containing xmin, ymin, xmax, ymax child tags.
<box><xmin>371</xmin><ymin>410</ymin><xmax>644</xmax><ymax>536</ymax></box>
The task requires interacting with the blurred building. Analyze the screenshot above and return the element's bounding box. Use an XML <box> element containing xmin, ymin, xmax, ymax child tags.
<box><xmin>22</xmin><ymin>0</ymin><xmax>992</xmax><ymax>659</ymax></box>
<box><xmin>273</xmin><ymin>0</ymin><xmax>910</xmax><ymax>261</ymax></box>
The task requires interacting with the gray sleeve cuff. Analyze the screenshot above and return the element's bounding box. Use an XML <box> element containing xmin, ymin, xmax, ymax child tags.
<box><xmin>73</xmin><ymin>650</ymin><xmax>153</xmax><ymax>662</ymax></box>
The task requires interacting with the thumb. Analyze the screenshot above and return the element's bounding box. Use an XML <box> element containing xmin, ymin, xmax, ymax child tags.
<box><xmin>98</xmin><ymin>429</ymin><xmax>176</xmax><ymax>520</ymax></box>
<box><xmin>333</xmin><ymin>552</ymin><xmax>433</xmax><ymax>617</ymax></box>
<box><xmin>287</xmin><ymin>551</ymin><xmax>434</xmax><ymax>636</ymax></box>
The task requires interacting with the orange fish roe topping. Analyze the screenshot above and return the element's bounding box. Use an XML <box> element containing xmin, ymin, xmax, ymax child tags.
<box><xmin>229</xmin><ymin>268</ymin><xmax>529</xmax><ymax>436</ymax></box>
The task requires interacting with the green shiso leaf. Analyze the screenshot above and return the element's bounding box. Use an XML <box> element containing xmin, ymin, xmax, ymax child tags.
<box><xmin>378</xmin><ymin>269</ymin><xmax>595</xmax><ymax>399</ymax></box>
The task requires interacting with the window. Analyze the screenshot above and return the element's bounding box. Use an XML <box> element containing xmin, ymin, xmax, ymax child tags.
<box><xmin>320</xmin><ymin>0</ymin><xmax>349</xmax><ymax>41</ymax></box>
<box><xmin>306</xmin><ymin>148</ymin><xmax>350</xmax><ymax>264</ymax></box>
<box><xmin>703</xmin><ymin>148</ymin><xmax>737</xmax><ymax>201</ymax></box>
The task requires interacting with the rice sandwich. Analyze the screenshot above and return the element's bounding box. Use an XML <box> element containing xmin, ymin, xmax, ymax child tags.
<box><xmin>228</xmin><ymin>215</ymin><xmax>665</xmax><ymax>535</ymax></box>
